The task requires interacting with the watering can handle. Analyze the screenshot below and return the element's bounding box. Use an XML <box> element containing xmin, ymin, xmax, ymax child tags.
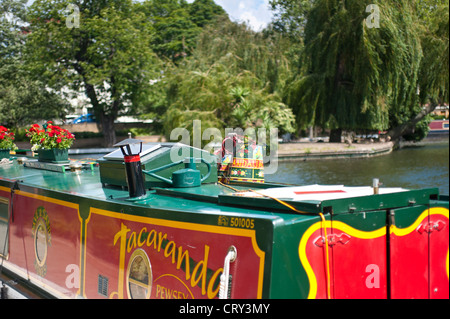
<box><xmin>142</xmin><ymin>160</ymin><xmax>182</xmax><ymax>185</ymax></box>
<box><xmin>143</xmin><ymin>157</ymin><xmax>212</xmax><ymax>185</ymax></box>
<box><xmin>200</xmin><ymin>157</ymin><xmax>212</xmax><ymax>183</ymax></box>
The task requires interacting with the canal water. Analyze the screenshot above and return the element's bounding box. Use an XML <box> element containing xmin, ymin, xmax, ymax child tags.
<box><xmin>71</xmin><ymin>141</ymin><xmax>449</xmax><ymax>195</ymax></box>
<box><xmin>266</xmin><ymin>142</ymin><xmax>449</xmax><ymax>195</ymax></box>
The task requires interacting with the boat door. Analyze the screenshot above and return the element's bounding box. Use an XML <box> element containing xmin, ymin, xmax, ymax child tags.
<box><xmin>330</xmin><ymin>205</ymin><xmax>449</xmax><ymax>299</ymax></box>
<box><xmin>329</xmin><ymin>210</ymin><xmax>388</xmax><ymax>299</ymax></box>
<box><xmin>390</xmin><ymin>205</ymin><xmax>449</xmax><ymax>299</ymax></box>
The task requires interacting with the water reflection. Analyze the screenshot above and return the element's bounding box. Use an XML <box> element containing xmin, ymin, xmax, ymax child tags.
<box><xmin>266</xmin><ymin>143</ymin><xmax>449</xmax><ymax>195</ymax></box>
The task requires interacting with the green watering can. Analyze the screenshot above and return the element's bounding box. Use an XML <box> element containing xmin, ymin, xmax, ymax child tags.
<box><xmin>143</xmin><ymin>157</ymin><xmax>211</xmax><ymax>188</ymax></box>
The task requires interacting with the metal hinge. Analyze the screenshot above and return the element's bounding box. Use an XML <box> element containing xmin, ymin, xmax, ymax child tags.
<box><xmin>314</xmin><ymin>233</ymin><xmax>351</xmax><ymax>247</ymax></box>
<box><xmin>416</xmin><ymin>220</ymin><xmax>446</xmax><ymax>234</ymax></box>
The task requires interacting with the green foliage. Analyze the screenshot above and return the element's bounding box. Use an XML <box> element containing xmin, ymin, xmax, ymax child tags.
<box><xmin>269</xmin><ymin>0</ymin><xmax>314</xmax><ymax>39</ymax></box>
<box><xmin>1</xmin><ymin>0</ymin><xmax>447</xmax><ymax>146</ymax></box>
<box><xmin>136</xmin><ymin>0</ymin><xmax>201</xmax><ymax>63</ymax></box>
<box><xmin>0</xmin><ymin>0</ymin><xmax>69</xmax><ymax>128</ymax></box>
<box><xmin>283</xmin><ymin>0</ymin><xmax>423</xmax><ymax>134</ymax></box>
<box><xmin>417</xmin><ymin>0</ymin><xmax>449</xmax><ymax>105</ymax></box>
<box><xmin>25</xmin><ymin>0</ymin><xmax>160</xmax><ymax>146</ymax></box>
<box><xmin>163</xmin><ymin>19</ymin><xmax>296</xmax><ymax>138</ymax></box>
<box><xmin>188</xmin><ymin>0</ymin><xmax>228</xmax><ymax>28</ymax></box>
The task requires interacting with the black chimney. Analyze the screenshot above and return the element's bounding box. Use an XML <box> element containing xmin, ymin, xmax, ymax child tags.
<box><xmin>114</xmin><ymin>138</ymin><xmax>147</xmax><ymax>199</ymax></box>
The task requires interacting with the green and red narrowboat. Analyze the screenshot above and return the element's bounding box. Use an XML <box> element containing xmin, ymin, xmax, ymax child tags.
<box><xmin>429</xmin><ymin>119</ymin><xmax>449</xmax><ymax>135</ymax></box>
<box><xmin>0</xmin><ymin>140</ymin><xmax>448</xmax><ymax>299</ymax></box>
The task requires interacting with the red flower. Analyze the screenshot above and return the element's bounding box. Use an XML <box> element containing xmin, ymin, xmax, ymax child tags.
<box><xmin>0</xmin><ymin>126</ymin><xmax>17</xmax><ymax>150</ymax></box>
<box><xmin>27</xmin><ymin>122</ymin><xmax>75</xmax><ymax>150</ymax></box>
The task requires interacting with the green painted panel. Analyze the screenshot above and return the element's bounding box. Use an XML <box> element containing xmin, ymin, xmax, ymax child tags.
<box><xmin>269</xmin><ymin>213</ymin><xmax>328</xmax><ymax>298</ymax></box>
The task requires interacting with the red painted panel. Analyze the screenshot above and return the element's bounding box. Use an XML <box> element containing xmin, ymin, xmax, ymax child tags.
<box><xmin>390</xmin><ymin>211</ymin><xmax>429</xmax><ymax>299</ymax></box>
<box><xmin>83</xmin><ymin>208</ymin><xmax>264</xmax><ymax>299</ymax></box>
<box><xmin>9</xmin><ymin>192</ymin><xmax>81</xmax><ymax>298</ymax></box>
<box><xmin>332</xmin><ymin>228</ymin><xmax>387</xmax><ymax>299</ymax></box>
<box><xmin>301</xmin><ymin>220</ymin><xmax>387</xmax><ymax>299</ymax></box>
<box><xmin>429</xmin><ymin>209</ymin><xmax>449</xmax><ymax>299</ymax></box>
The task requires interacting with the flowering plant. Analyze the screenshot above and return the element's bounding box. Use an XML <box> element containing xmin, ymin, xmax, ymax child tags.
<box><xmin>0</xmin><ymin>126</ymin><xmax>18</xmax><ymax>150</ymax></box>
<box><xmin>26</xmin><ymin>121</ymin><xmax>75</xmax><ymax>150</ymax></box>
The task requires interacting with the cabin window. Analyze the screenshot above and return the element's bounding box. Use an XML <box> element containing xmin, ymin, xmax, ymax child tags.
<box><xmin>127</xmin><ymin>249</ymin><xmax>152</xmax><ymax>299</ymax></box>
<box><xmin>34</xmin><ymin>220</ymin><xmax>48</xmax><ymax>267</ymax></box>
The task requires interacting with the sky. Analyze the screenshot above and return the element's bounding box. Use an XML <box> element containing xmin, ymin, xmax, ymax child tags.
<box><xmin>24</xmin><ymin>0</ymin><xmax>275</xmax><ymax>31</ymax></box>
<box><xmin>189</xmin><ymin>0</ymin><xmax>274</xmax><ymax>31</ymax></box>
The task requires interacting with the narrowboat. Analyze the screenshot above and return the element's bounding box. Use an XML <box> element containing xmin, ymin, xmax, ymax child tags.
<box><xmin>0</xmin><ymin>139</ymin><xmax>448</xmax><ymax>299</ymax></box>
<box><xmin>428</xmin><ymin>119</ymin><xmax>449</xmax><ymax>135</ymax></box>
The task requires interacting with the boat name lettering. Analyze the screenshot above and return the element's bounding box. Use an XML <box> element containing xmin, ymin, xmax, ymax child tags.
<box><xmin>232</xmin><ymin>158</ymin><xmax>263</xmax><ymax>169</ymax></box>
<box><xmin>113</xmin><ymin>223</ymin><xmax>222</xmax><ymax>299</ymax></box>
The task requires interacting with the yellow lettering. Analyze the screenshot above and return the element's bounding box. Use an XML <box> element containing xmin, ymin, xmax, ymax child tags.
<box><xmin>166</xmin><ymin>288</ymin><xmax>173</xmax><ymax>299</ymax></box>
<box><xmin>164</xmin><ymin>240</ymin><xmax>176</xmax><ymax>264</ymax></box>
<box><xmin>112</xmin><ymin>223</ymin><xmax>130</xmax><ymax>299</ymax></box>
<box><xmin>156</xmin><ymin>284</ymin><xmax>161</xmax><ymax>298</ymax></box>
<box><xmin>208</xmin><ymin>268</ymin><xmax>222</xmax><ymax>299</ymax></box>
<box><xmin>191</xmin><ymin>245</ymin><xmax>209</xmax><ymax>295</ymax></box>
<box><xmin>177</xmin><ymin>247</ymin><xmax>191</xmax><ymax>281</ymax></box>
<box><xmin>157</xmin><ymin>232</ymin><xmax>167</xmax><ymax>252</ymax></box>
<box><xmin>138</xmin><ymin>227</ymin><xmax>147</xmax><ymax>247</ymax></box>
<box><xmin>127</xmin><ymin>231</ymin><xmax>137</xmax><ymax>253</ymax></box>
<box><xmin>154</xmin><ymin>284</ymin><xmax>189</xmax><ymax>299</ymax></box>
<box><xmin>146</xmin><ymin>229</ymin><xmax>157</xmax><ymax>249</ymax></box>
<box><xmin>114</xmin><ymin>223</ymin><xmax>223</xmax><ymax>300</ymax></box>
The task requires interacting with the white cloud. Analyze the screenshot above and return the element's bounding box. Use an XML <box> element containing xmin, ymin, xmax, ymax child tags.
<box><xmin>215</xmin><ymin>0</ymin><xmax>273</xmax><ymax>31</ymax></box>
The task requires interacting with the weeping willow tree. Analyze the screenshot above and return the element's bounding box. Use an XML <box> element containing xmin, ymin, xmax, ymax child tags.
<box><xmin>163</xmin><ymin>18</ymin><xmax>296</xmax><ymax>140</ymax></box>
<box><xmin>417</xmin><ymin>1</ymin><xmax>449</xmax><ymax>105</ymax></box>
<box><xmin>388</xmin><ymin>0</ymin><xmax>449</xmax><ymax>141</ymax></box>
<box><xmin>284</xmin><ymin>0</ymin><xmax>423</xmax><ymax>142</ymax></box>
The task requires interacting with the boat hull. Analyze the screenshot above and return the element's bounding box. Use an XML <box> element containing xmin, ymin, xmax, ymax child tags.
<box><xmin>1</xmin><ymin>149</ymin><xmax>448</xmax><ymax>299</ymax></box>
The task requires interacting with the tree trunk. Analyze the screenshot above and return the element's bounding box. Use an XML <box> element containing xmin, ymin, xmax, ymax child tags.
<box><xmin>329</xmin><ymin>128</ymin><xmax>342</xmax><ymax>143</ymax></box>
<box><xmin>99</xmin><ymin>113</ymin><xmax>116</xmax><ymax>148</ymax></box>
<box><xmin>387</xmin><ymin>102</ymin><xmax>438</xmax><ymax>145</ymax></box>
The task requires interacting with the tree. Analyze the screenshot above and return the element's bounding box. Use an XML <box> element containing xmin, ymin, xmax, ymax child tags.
<box><xmin>0</xmin><ymin>0</ymin><xmax>69</xmax><ymax>129</ymax></box>
<box><xmin>280</xmin><ymin>0</ymin><xmax>423</xmax><ymax>142</ymax></box>
<box><xmin>387</xmin><ymin>0</ymin><xmax>449</xmax><ymax>141</ymax></box>
<box><xmin>135</xmin><ymin>0</ymin><xmax>228</xmax><ymax>64</ymax></box>
<box><xmin>26</xmin><ymin>0</ymin><xmax>160</xmax><ymax>147</ymax></box>
<box><xmin>136</xmin><ymin>0</ymin><xmax>201</xmax><ymax>63</ymax></box>
<box><xmin>269</xmin><ymin>0</ymin><xmax>313</xmax><ymax>40</ymax></box>
<box><xmin>163</xmin><ymin>19</ymin><xmax>296</xmax><ymax>140</ymax></box>
<box><xmin>188</xmin><ymin>0</ymin><xmax>228</xmax><ymax>28</ymax></box>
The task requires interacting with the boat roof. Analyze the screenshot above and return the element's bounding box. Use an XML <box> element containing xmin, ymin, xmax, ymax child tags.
<box><xmin>0</xmin><ymin>156</ymin><xmax>440</xmax><ymax>217</ymax></box>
